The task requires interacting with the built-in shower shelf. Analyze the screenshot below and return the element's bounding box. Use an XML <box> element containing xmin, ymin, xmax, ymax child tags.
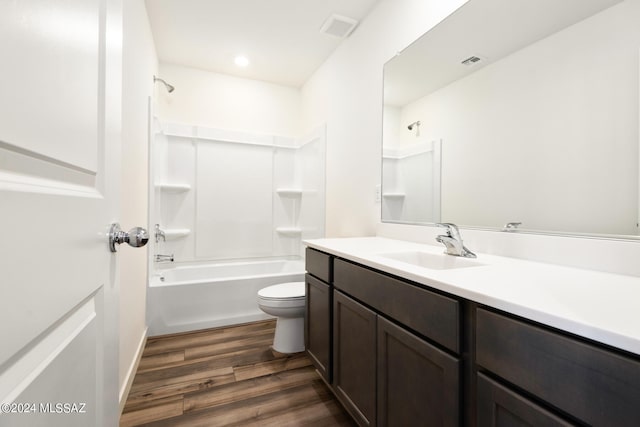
<box><xmin>276</xmin><ymin>188</ymin><xmax>303</xmax><ymax>197</ymax></box>
<box><xmin>383</xmin><ymin>193</ymin><xmax>406</xmax><ymax>199</ymax></box>
<box><xmin>156</xmin><ymin>183</ymin><xmax>191</xmax><ymax>193</ymax></box>
<box><xmin>163</xmin><ymin>229</ymin><xmax>191</xmax><ymax>239</ymax></box>
<box><xmin>276</xmin><ymin>227</ymin><xmax>303</xmax><ymax>236</ymax></box>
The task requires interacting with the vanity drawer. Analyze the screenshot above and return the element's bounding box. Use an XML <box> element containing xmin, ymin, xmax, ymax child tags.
<box><xmin>333</xmin><ymin>258</ymin><xmax>460</xmax><ymax>354</ymax></box>
<box><xmin>477</xmin><ymin>373</ymin><xmax>572</xmax><ymax>427</ymax></box>
<box><xmin>476</xmin><ymin>308</ymin><xmax>640</xmax><ymax>426</ymax></box>
<box><xmin>306</xmin><ymin>248</ymin><xmax>332</xmax><ymax>283</ymax></box>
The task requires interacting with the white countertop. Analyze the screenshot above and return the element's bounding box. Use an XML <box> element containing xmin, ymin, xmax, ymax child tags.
<box><xmin>304</xmin><ymin>237</ymin><xmax>640</xmax><ymax>356</ymax></box>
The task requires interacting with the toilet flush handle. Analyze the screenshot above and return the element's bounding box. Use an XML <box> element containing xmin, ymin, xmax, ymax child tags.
<box><xmin>109</xmin><ymin>223</ymin><xmax>149</xmax><ymax>252</ymax></box>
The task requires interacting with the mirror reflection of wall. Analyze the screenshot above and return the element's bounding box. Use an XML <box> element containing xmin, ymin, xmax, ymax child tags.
<box><xmin>382</xmin><ymin>0</ymin><xmax>640</xmax><ymax>238</ymax></box>
<box><xmin>382</xmin><ymin>106</ymin><xmax>441</xmax><ymax>223</ymax></box>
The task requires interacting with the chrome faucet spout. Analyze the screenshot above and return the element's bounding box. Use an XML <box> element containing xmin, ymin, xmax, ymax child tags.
<box><xmin>155</xmin><ymin>253</ymin><xmax>174</xmax><ymax>262</ymax></box>
<box><xmin>437</xmin><ymin>222</ymin><xmax>461</xmax><ymax>240</ymax></box>
<box><xmin>502</xmin><ymin>222</ymin><xmax>522</xmax><ymax>232</ymax></box>
<box><xmin>435</xmin><ymin>223</ymin><xmax>476</xmax><ymax>258</ymax></box>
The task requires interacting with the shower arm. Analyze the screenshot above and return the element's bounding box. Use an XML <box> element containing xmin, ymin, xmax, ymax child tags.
<box><xmin>153</xmin><ymin>75</ymin><xmax>175</xmax><ymax>93</ymax></box>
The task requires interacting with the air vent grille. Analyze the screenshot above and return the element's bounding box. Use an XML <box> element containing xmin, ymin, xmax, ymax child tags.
<box><xmin>320</xmin><ymin>14</ymin><xmax>358</xmax><ymax>38</ymax></box>
<box><xmin>461</xmin><ymin>56</ymin><xmax>482</xmax><ymax>66</ymax></box>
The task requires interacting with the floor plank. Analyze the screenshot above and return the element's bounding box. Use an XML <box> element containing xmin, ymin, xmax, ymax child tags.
<box><xmin>130</xmin><ymin>361</ymin><xmax>235</xmax><ymax>392</ymax></box>
<box><xmin>121</xmin><ymin>320</ymin><xmax>355</xmax><ymax>427</ymax></box>
<box><xmin>137</xmin><ymin>336</ymin><xmax>276</xmax><ymax>375</ymax></box>
<box><xmin>120</xmin><ymin>395</ymin><xmax>183</xmax><ymax>427</ymax></box>
<box><xmin>137</xmin><ymin>350</ymin><xmax>185</xmax><ymax>373</ymax></box>
<box><xmin>143</xmin><ymin>380</ymin><xmax>333</xmax><ymax>427</ymax></box>
<box><xmin>143</xmin><ymin>320</ymin><xmax>275</xmax><ymax>357</ymax></box>
<box><xmin>184</xmin><ymin>366</ymin><xmax>319</xmax><ymax>412</ymax></box>
<box><xmin>232</xmin><ymin>352</ymin><xmax>312</xmax><ymax>381</ymax></box>
<box><xmin>184</xmin><ymin>330</ymin><xmax>276</xmax><ymax>360</ymax></box>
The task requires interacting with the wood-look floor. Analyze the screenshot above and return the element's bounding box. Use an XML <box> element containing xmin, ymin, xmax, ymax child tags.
<box><xmin>120</xmin><ymin>320</ymin><xmax>354</xmax><ymax>426</ymax></box>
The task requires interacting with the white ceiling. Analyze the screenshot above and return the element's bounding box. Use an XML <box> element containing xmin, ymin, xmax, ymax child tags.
<box><xmin>145</xmin><ymin>0</ymin><xmax>381</xmax><ymax>88</ymax></box>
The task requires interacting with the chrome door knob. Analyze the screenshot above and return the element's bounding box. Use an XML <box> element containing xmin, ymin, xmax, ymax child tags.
<box><xmin>109</xmin><ymin>223</ymin><xmax>149</xmax><ymax>252</ymax></box>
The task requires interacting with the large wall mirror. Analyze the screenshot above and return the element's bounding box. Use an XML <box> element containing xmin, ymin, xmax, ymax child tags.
<box><xmin>382</xmin><ymin>0</ymin><xmax>640</xmax><ymax>239</ymax></box>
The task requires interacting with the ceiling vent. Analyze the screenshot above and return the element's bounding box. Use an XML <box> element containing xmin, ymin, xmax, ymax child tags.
<box><xmin>320</xmin><ymin>14</ymin><xmax>359</xmax><ymax>38</ymax></box>
<box><xmin>461</xmin><ymin>56</ymin><xmax>483</xmax><ymax>66</ymax></box>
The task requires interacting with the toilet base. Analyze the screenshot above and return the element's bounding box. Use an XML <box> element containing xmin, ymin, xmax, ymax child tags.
<box><xmin>273</xmin><ymin>317</ymin><xmax>305</xmax><ymax>353</ymax></box>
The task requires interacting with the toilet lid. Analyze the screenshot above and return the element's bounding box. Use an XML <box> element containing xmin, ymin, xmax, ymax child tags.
<box><xmin>258</xmin><ymin>282</ymin><xmax>305</xmax><ymax>299</ymax></box>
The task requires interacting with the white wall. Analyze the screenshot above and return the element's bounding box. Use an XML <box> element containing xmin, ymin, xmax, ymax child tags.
<box><xmin>120</xmin><ymin>0</ymin><xmax>157</xmax><ymax>408</ymax></box>
<box><xmin>301</xmin><ymin>0</ymin><xmax>469</xmax><ymax>236</ymax></box>
<box><xmin>301</xmin><ymin>0</ymin><xmax>640</xmax><ymax>277</ymax></box>
<box><xmin>157</xmin><ymin>63</ymin><xmax>302</xmax><ymax>137</ymax></box>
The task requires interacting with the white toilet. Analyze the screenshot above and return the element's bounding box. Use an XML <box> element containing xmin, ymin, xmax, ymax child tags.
<box><xmin>257</xmin><ymin>282</ymin><xmax>306</xmax><ymax>353</ymax></box>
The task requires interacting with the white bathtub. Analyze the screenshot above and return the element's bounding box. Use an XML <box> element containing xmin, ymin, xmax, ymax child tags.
<box><xmin>147</xmin><ymin>258</ymin><xmax>305</xmax><ymax>336</ymax></box>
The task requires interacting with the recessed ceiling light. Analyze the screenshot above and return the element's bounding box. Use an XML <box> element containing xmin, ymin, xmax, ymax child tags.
<box><xmin>234</xmin><ymin>55</ymin><xmax>249</xmax><ymax>67</ymax></box>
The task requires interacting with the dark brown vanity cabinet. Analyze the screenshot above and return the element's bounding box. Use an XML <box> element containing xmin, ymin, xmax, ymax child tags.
<box><xmin>333</xmin><ymin>290</ymin><xmax>377</xmax><ymax>426</ymax></box>
<box><xmin>377</xmin><ymin>316</ymin><xmax>460</xmax><ymax>427</ymax></box>
<box><xmin>306</xmin><ymin>249</ymin><xmax>640</xmax><ymax>427</ymax></box>
<box><xmin>306</xmin><ymin>273</ymin><xmax>332</xmax><ymax>382</ymax></box>
<box><xmin>304</xmin><ymin>248</ymin><xmax>333</xmax><ymax>383</ymax></box>
<box><xmin>476</xmin><ymin>308</ymin><xmax>640</xmax><ymax>426</ymax></box>
<box><xmin>332</xmin><ymin>258</ymin><xmax>462</xmax><ymax>427</ymax></box>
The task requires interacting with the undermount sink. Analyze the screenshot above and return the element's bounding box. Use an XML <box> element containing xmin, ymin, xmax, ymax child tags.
<box><xmin>379</xmin><ymin>251</ymin><xmax>484</xmax><ymax>270</ymax></box>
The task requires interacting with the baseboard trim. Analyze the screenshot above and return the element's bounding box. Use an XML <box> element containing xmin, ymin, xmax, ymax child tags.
<box><xmin>119</xmin><ymin>327</ymin><xmax>148</xmax><ymax>415</ymax></box>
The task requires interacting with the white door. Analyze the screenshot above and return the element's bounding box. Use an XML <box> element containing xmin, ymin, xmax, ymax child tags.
<box><xmin>0</xmin><ymin>0</ymin><xmax>124</xmax><ymax>426</ymax></box>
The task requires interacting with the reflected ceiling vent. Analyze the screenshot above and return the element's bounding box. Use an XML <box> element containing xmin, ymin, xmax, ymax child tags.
<box><xmin>320</xmin><ymin>14</ymin><xmax>359</xmax><ymax>38</ymax></box>
<box><xmin>461</xmin><ymin>55</ymin><xmax>483</xmax><ymax>66</ymax></box>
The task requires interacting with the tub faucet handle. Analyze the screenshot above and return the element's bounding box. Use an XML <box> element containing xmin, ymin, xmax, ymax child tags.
<box><xmin>155</xmin><ymin>223</ymin><xmax>166</xmax><ymax>242</ymax></box>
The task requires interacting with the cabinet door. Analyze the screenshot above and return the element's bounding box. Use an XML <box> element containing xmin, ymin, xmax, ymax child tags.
<box><xmin>305</xmin><ymin>273</ymin><xmax>332</xmax><ymax>382</ymax></box>
<box><xmin>477</xmin><ymin>308</ymin><xmax>640</xmax><ymax>426</ymax></box>
<box><xmin>334</xmin><ymin>258</ymin><xmax>460</xmax><ymax>354</ymax></box>
<box><xmin>334</xmin><ymin>291</ymin><xmax>377</xmax><ymax>427</ymax></box>
<box><xmin>377</xmin><ymin>317</ymin><xmax>460</xmax><ymax>427</ymax></box>
<box><xmin>477</xmin><ymin>373</ymin><xmax>573</xmax><ymax>427</ymax></box>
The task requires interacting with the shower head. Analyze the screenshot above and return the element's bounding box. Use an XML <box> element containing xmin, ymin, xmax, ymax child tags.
<box><xmin>407</xmin><ymin>120</ymin><xmax>421</xmax><ymax>137</ymax></box>
<box><xmin>153</xmin><ymin>75</ymin><xmax>175</xmax><ymax>93</ymax></box>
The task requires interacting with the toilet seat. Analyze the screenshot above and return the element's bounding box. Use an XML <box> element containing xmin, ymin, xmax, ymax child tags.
<box><xmin>257</xmin><ymin>282</ymin><xmax>305</xmax><ymax>300</ymax></box>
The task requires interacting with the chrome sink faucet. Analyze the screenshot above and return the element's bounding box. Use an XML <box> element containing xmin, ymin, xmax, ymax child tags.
<box><xmin>502</xmin><ymin>222</ymin><xmax>522</xmax><ymax>232</ymax></box>
<box><xmin>435</xmin><ymin>223</ymin><xmax>476</xmax><ymax>258</ymax></box>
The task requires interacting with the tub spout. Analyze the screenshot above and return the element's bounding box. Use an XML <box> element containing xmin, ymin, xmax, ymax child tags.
<box><xmin>155</xmin><ymin>254</ymin><xmax>174</xmax><ymax>262</ymax></box>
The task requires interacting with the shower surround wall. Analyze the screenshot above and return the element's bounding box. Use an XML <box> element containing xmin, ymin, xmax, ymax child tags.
<box><xmin>148</xmin><ymin>121</ymin><xmax>325</xmax><ymax>335</ymax></box>
<box><xmin>382</xmin><ymin>140</ymin><xmax>441</xmax><ymax>223</ymax></box>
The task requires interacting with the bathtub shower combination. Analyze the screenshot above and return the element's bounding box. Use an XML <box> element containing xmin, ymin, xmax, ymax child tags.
<box><xmin>148</xmin><ymin>259</ymin><xmax>305</xmax><ymax>335</ymax></box>
<box><xmin>148</xmin><ymin>122</ymin><xmax>325</xmax><ymax>336</ymax></box>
